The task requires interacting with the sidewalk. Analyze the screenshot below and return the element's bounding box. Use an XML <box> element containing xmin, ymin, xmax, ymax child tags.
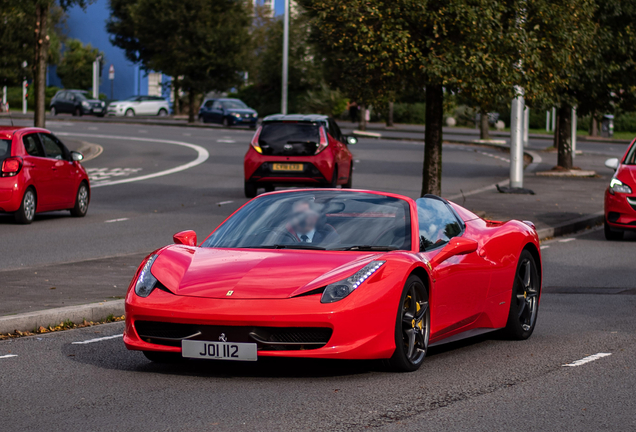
<box><xmin>0</xmin><ymin>143</ymin><xmax>611</xmax><ymax>334</ymax></box>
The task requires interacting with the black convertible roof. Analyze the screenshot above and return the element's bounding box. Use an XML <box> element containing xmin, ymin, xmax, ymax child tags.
<box><xmin>262</xmin><ymin>114</ymin><xmax>329</xmax><ymax>123</ymax></box>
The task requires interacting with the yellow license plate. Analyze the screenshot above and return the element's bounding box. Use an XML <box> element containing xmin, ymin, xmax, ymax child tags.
<box><xmin>272</xmin><ymin>163</ymin><xmax>304</xmax><ymax>172</ymax></box>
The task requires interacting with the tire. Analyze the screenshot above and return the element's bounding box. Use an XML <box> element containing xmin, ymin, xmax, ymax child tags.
<box><xmin>501</xmin><ymin>250</ymin><xmax>540</xmax><ymax>340</ymax></box>
<box><xmin>199</xmin><ymin>114</ymin><xmax>206</xmax><ymax>123</ymax></box>
<box><xmin>73</xmin><ymin>107</ymin><xmax>81</xmax><ymax>117</ymax></box>
<box><xmin>244</xmin><ymin>181</ymin><xmax>257</xmax><ymax>198</ymax></box>
<box><xmin>70</xmin><ymin>182</ymin><xmax>89</xmax><ymax>217</ymax></box>
<box><xmin>15</xmin><ymin>188</ymin><xmax>36</xmax><ymax>225</ymax></box>
<box><xmin>50</xmin><ymin>106</ymin><xmax>57</xmax><ymax>116</ymax></box>
<box><xmin>158</xmin><ymin>108</ymin><xmax>168</xmax><ymax>117</ymax></box>
<box><xmin>387</xmin><ymin>275</ymin><xmax>429</xmax><ymax>372</ymax></box>
<box><xmin>604</xmin><ymin>219</ymin><xmax>624</xmax><ymax>241</ymax></box>
<box><xmin>222</xmin><ymin>117</ymin><xmax>230</xmax><ymax>127</ymax></box>
<box><xmin>125</xmin><ymin>109</ymin><xmax>135</xmax><ymax>117</ymax></box>
<box><xmin>264</xmin><ymin>184</ymin><xmax>275</xmax><ymax>192</ymax></box>
<box><xmin>327</xmin><ymin>166</ymin><xmax>338</xmax><ymax>188</ymax></box>
<box><xmin>143</xmin><ymin>351</ymin><xmax>184</xmax><ymax>363</ymax></box>
<box><xmin>343</xmin><ymin>162</ymin><xmax>353</xmax><ymax>188</ymax></box>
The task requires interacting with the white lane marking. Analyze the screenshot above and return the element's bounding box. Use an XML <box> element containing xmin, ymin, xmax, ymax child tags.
<box><xmin>559</xmin><ymin>238</ymin><xmax>576</xmax><ymax>243</ymax></box>
<box><xmin>563</xmin><ymin>352</ymin><xmax>611</xmax><ymax>367</ymax></box>
<box><xmin>138</xmin><ymin>129</ymin><xmax>148</xmax><ymax>133</ymax></box>
<box><xmin>217</xmin><ymin>200</ymin><xmax>234</xmax><ymax>206</ymax></box>
<box><xmin>540</xmin><ymin>245</ymin><xmax>550</xmax><ymax>250</ymax></box>
<box><xmin>217</xmin><ymin>139</ymin><xmax>236</xmax><ymax>143</ymax></box>
<box><xmin>105</xmin><ymin>218</ymin><xmax>129</xmax><ymax>223</ymax></box>
<box><xmin>54</xmin><ymin>133</ymin><xmax>210</xmax><ymax>188</ymax></box>
<box><xmin>72</xmin><ymin>334</ymin><xmax>123</xmax><ymax>345</ymax></box>
<box><xmin>183</xmin><ymin>133</ymin><xmax>192</xmax><ymax>136</ymax></box>
<box><xmin>476</xmin><ymin>150</ymin><xmax>510</xmax><ymax>163</ymax></box>
<box><xmin>86</xmin><ymin>167</ymin><xmax>142</xmax><ymax>182</ymax></box>
<box><xmin>0</xmin><ymin>354</ymin><xmax>18</xmax><ymax>359</ymax></box>
<box><xmin>87</xmin><ymin>127</ymin><xmax>98</xmax><ymax>130</ymax></box>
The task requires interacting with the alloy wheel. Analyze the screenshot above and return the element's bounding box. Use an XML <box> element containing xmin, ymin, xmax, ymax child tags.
<box><xmin>515</xmin><ymin>259</ymin><xmax>539</xmax><ymax>331</ymax></box>
<box><xmin>77</xmin><ymin>185</ymin><xmax>89</xmax><ymax>214</ymax></box>
<box><xmin>400</xmin><ymin>282</ymin><xmax>429</xmax><ymax>364</ymax></box>
<box><xmin>23</xmin><ymin>190</ymin><xmax>35</xmax><ymax>221</ymax></box>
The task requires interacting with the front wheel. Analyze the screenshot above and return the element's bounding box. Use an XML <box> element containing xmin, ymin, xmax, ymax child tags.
<box><xmin>244</xmin><ymin>181</ymin><xmax>257</xmax><ymax>198</ymax></box>
<box><xmin>15</xmin><ymin>188</ymin><xmax>36</xmax><ymax>224</ymax></box>
<box><xmin>387</xmin><ymin>275</ymin><xmax>429</xmax><ymax>372</ymax></box>
<box><xmin>501</xmin><ymin>250</ymin><xmax>540</xmax><ymax>340</ymax></box>
<box><xmin>158</xmin><ymin>108</ymin><xmax>168</xmax><ymax>117</ymax></box>
<box><xmin>222</xmin><ymin>117</ymin><xmax>230</xmax><ymax>127</ymax></box>
<box><xmin>50</xmin><ymin>106</ymin><xmax>57</xmax><ymax>116</ymax></box>
<box><xmin>125</xmin><ymin>109</ymin><xmax>135</xmax><ymax>117</ymax></box>
<box><xmin>70</xmin><ymin>182</ymin><xmax>89</xmax><ymax>217</ymax></box>
<box><xmin>604</xmin><ymin>219</ymin><xmax>624</xmax><ymax>241</ymax></box>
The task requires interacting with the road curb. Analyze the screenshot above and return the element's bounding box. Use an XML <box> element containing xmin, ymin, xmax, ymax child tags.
<box><xmin>536</xmin><ymin>212</ymin><xmax>604</xmax><ymax>241</ymax></box>
<box><xmin>0</xmin><ymin>300</ymin><xmax>124</xmax><ymax>334</ymax></box>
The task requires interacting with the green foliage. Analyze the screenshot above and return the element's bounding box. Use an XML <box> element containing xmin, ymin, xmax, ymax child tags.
<box><xmin>391</xmin><ymin>103</ymin><xmax>426</xmax><ymax>125</ymax></box>
<box><xmin>107</xmin><ymin>0</ymin><xmax>251</xmax><ymax>93</ymax></box>
<box><xmin>6</xmin><ymin>86</ymin><xmax>60</xmax><ymax>111</ymax></box>
<box><xmin>301</xmin><ymin>83</ymin><xmax>348</xmax><ymax>117</ymax></box>
<box><xmin>56</xmin><ymin>39</ymin><xmax>103</xmax><ymax>90</ymax></box>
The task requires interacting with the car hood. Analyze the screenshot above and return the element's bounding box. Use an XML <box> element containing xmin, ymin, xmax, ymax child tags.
<box><xmin>151</xmin><ymin>245</ymin><xmax>378</xmax><ymax>299</ymax></box>
<box><xmin>227</xmin><ymin>108</ymin><xmax>256</xmax><ymax>115</ymax></box>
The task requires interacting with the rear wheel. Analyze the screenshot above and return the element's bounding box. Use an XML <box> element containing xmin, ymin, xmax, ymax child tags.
<box><xmin>327</xmin><ymin>166</ymin><xmax>338</xmax><ymax>188</ymax></box>
<box><xmin>244</xmin><ymin>181</ymin><xmax>257</xmax><ymax>198</ymax></box>
<box><xmin>387</xmin><ymin>275</ymin><xmax>429</xmax><ymax>372</ymax></box>
<box><xmin>501</xmin><ymin>250</ymin><xmax>540</xmax><ymax>340</ymax></box>
<box><xmin>343</xmin><ymin>162</ymin><xmax>353</xmax><ymax>188</ymax></box>
<box><xmin>15</xmin><ymin>188</ymin><xmax>36</xmax><ymax>224</ymax></box>
<box><xmin>604</xmin><ymin>219</ymin><xmax>624</xmax><ymax>241</ymax></box>
<box><xmin>264</xmin><ymin>184</ymin><xmax>275</xmax><ymax>192</ymax></box>
<box><xmin>70</xmin><ymin>182</ymin><xmax>89</xmax><ymax>217</ymax></box>
<box><xmin>143</xmin><ymin>351</ymin><xmax>184</xmax><ymax>363</ymax></box>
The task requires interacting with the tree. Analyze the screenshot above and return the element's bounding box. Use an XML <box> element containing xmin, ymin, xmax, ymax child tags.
<box><xmin>56</xmin><ymin>39</ymin><xmax>103</xmax><ymax>90</ymax></box>
<box><xmin>107</xmin><ymin>0</ymin><xmax>251</xmax><ymax>122</ymax></box>
<box><xmin>301</xmin><ymin>0</ymin><xmax>596</xmax><ymax>194</ymax></box>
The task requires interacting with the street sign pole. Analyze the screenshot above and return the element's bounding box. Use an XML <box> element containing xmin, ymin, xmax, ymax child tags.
<box><xmin>509</xmin><ymin>89</ymin><xmax>525</xmax><ymax>189</ymax></box>
<box><xmin>93</xmin><ymin>56</ymin><xmax>102</xmax><ymax>99</ymax></box>
<box><xmin>108</xmin><ymin>65</ymin><xmax>115</xmax><ymax>100</ymax></box>
<box><xmin>22</xmin><ymin>79</ymin><xmax>27</xmax><ymax>114</ymax></box>
<box><xmin>281</xmin><ymin>0</ymin><xmax>289</xmax><ymax>115</ymax></box>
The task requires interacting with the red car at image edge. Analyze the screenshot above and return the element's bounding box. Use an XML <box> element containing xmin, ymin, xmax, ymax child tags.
<box><xmin>0</xmin><ymin>126</ymin><xmax>90</xmax><ymax>224</ymax></box>
<box><xmin>604</xmin><ymin>137</ymin><xmax>636</xmax><ymax>240</ymax></box>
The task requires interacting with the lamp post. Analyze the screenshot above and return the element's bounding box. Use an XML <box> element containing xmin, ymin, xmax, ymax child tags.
<box><xmin>281</xmin><ymin>0</ymin><xmax>289</xmax><ymax>115</ymax></box>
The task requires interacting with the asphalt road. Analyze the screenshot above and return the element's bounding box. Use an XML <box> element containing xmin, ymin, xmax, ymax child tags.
<box><xmin>1</xmin><ymin>119</ymin><xmax>635</xmax><ymax>431</ymax></box>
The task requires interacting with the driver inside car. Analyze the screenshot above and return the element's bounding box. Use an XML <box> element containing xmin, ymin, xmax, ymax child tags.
<box><xmin>283</xmin><ymin>199</ymin><xmax>339</xmax><ymax>245</ymax></box>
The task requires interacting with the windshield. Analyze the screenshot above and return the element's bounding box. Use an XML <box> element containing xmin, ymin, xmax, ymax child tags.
<box><xmin>222</xmin><ymin>100</ymin><xmax>247</xmax><ymax>109</ymax></box>
<box><xmin>624</xmin><ymin>142</ymin><xmax>636</xmax><ymax>165</ymax></box>
<box><xmin>0</xmin><ymin>139</ymin><xmax>10</xmax><ymax>162</ymax></box>
<box><xmin>203</xmin><ymin>191</ymin><xmax>412</xmax><ymax>251</ymax></box>
<box><xmin>73</xmin><ymin>92</ymin><xmax>88</xmax><ymax>101</ymax></box>
<box><xmin>124</xmin><ymin>96</ymin><xmax>141</xmax><ymax>101</ymax></box>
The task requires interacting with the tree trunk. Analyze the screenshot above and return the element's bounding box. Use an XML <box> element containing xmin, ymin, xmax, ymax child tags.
<box><xmin>33</xmin><ymin>3</ymin><xmax>50</xmax><ymax>128</ymax></box>
<box><xmin>187</xmin><ymin>88</ymin><xmax>196</xmax><ymax>123</ymax></box>
<box><xmin>172</xmin><ymin>77</ymin><xmax>180</xmax><ymax>116</ymax></box>
<box><xmin>590</xmin><ymin>112</ymin><xmax>598</xmax><ymax>137</ymax></box>
<box><xmin>386</xmin><ymin>101</ymin><xmax>394</xmax><ymax>127</ymax></box>
<box><xmin>479</xmin><ymin>110</ymin><xmax>490</xmax><ymax>140</ymax></box>
<box><xmin>421</xmin><ymin>84</ymin><xmax>443</xmax><ymax>196</ymax></box>
<box><xmin>358</xmin><ymin>104</ymin><xmax>367</xmax><ymax>131</ymax></box>
<box><xmin>556</xmin><ymin>104</ymin><xmax>573</xmax><ymax>169</ymax></box>
<box><xmin>552</xmin><ymin>109</ymin><xmax>560</xmax><ymax>149</ymax></box>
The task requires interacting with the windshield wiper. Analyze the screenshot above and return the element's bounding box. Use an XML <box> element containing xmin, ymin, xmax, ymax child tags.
<box><xmin>251</xmin><ymin>244</ymin><xmax>326</xmax><ymax>250</ymax></box>
<box><xmin>332</xmin><ymin>246</ymin><xmax>399</xmax><ymax>251</ymax></box>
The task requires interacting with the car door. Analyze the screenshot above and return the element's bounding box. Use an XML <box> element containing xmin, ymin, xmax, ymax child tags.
<box><xmin>210</xmin><ymin>100</ymin><xmax>224</xmax><ymax>123</ymax></box>
<box><xmin>201</xmin><ymin>100</ymin><xmax>214</xmax><ymax>122</ymax></box>
<box><xmin>21</xmin><ymin>133</ymin><xmax>58</xmax><ymax>210</ymax></box>
<box><xmin>416</xmin><ymin>197</ymin><xmax>490</xmax><ymax>339</ymax></box>
<box><xmin>39</xmin><ymin>133</ymin><xmax>76</xmax><ymax>209</ymax></box>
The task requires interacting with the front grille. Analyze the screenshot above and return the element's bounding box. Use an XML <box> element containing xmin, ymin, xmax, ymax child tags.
<box><xmin>135</xmin><ymin>320</ymin><xmax>332</xmax><ymax>351</ymax></box>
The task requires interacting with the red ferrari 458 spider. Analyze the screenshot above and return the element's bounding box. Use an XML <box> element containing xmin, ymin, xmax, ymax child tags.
<box><xmin>124</xmin><ymin>189</ymin><xmax>542</xmax><ymax>371</ymax></box>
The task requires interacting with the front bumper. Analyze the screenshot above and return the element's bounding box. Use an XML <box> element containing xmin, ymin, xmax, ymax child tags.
<box><xmin>124</xmin><ymin>289</ymin><xmax>397</xmax><ymax>360</ymax></box>
<box><xmin>605</xmin><ymin>189</ymin><xmax>636</xmax><ymax>230</ymax></box>
<box><xmin>229</xmin><ymin>115</ymin><xmax>257</xmax><ymax>125</ymax></box>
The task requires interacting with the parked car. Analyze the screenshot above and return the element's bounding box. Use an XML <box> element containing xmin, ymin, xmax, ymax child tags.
<box><xmin>123</xmin><ymin>189</ymin><xmax>542</xmax><ymax>371</ymax></box>
<box><xmin>0</xmin><ymin>126</ymin><xmax>90</xmax><ymax>224</ymax></box>
<box><xmin>107</xmin><ymin>96</ymin><xmax>170</xmax><ymax>117</ymax></box>
<box><xmin>50</xmin><ymin>90</ymin><xmax>106</xmax><ymax>117</ymax></box>
<box><xmin>243</xmin><ymin>114</ymin><xmax>357</xmax><ymax>198</ymax></box>
<box><xmin>198</xmin><ymin>98</ymin><xmax>258</xmax><ymax>127</ymax></box>
<box><xmin>604</xmin><ymin>138</ymin><xmax>636</xmax><ymax>240</ymax></box>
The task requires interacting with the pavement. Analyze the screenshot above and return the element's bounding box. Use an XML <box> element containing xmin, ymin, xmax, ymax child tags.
<box><xmin>1</xmin><ymin>117</ymin><xmax>635</xmax><ymax>431</ymax></box>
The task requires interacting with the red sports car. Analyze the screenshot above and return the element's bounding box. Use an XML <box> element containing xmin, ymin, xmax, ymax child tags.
<box><xmin>124</xmin><ymin>189</ymin><xmax>542</xmax><ymax>371</ymax></box>
<box><xmin>0</xmin><ymin>126</ymin><xmax>90</xmax><ymax>224</ymax></box>
<box><xmin>243</xmin><ymin>114</ymin><xmax>357</xmax><ymax>198</ymax></box>
<box><xmin>604</xmin><ymin>139</ymin><xmax>636</xmax><ymax>240</ymax></box>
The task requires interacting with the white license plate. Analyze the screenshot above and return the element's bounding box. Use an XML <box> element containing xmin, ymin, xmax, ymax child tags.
<box><xmin>93</xmin><ymin>108</ymin><xmax>102</xmax><ymax>112</ymax></box>
<box><xmin>181</xmin><ymin>340</ymin><xmax>257</xmax><ymax>361</ymax></box>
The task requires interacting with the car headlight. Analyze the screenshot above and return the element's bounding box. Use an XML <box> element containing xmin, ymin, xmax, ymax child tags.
<box><xmin>609</xmin><ymin>178</ymin><xmax>632</xmax><ymax>194</ymax></box>
<box><xmin>135</xmin><ymin>254</ymin><xmax>159</xmax><ymax>297</ymax></box>
<box><xmin>232</xmin><ymin>112</ymin><xmax>241</xmax><ymax>118</ymax></box>
<box><xmin>101</xmin><ymin>101</ymin><xmax>105</xmax><ymax>106</ymax></box>
<box><xmin>321</xmin><ymin>261</ymin><xmax>385</xmax><ymax>303</ymax></box>
<box><xmin>252</xmin><ymin>113</ymin><xmax>257</xmax><ymax>118</ymax></box>
<box><xmin>82</xmin><ymin>101</ymin><xmax>90</xmax><ymax>108</ymax></box>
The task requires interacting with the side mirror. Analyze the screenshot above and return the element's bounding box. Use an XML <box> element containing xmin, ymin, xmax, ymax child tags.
<box><xmin>605</xmin><ymin>158</ymin><xmax>619</xmax><ymax>170</ymax></box>
<box><xmin>70</xmin><ymin>151</ymin><xmax>84</xmax><ymax>162</ymax></box>
<box><xmin>346</xmin><ymin>136</ymin><xmax>358</xmax><ymax>145</ymax></box>
<box><xmin>430</xmin><ymin>237</ymin><xmax>478</xmax><ymax>267</ymax></box>
<box><xmin>173</xmin><ymin>230</ymin><xmax>197</xmax><ymax>246</ymax></box>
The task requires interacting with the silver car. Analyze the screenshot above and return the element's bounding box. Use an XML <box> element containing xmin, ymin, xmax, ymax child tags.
<box><xmin>107</xmin><ymin>96</ymin><xmax>170</xmax><ymax>117</ymax></box>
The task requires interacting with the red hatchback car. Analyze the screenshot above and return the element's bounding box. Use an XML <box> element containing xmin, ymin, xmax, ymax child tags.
<box><xmin>604</xmin><ymin>138</ymin><xmax>636</xmax><ymax>239</ymax></box>
<box><xmin>243</xmin><ymin>114</ymin><xmax>357</xmax><ymax>198</ymax></box>
<box><xmin>0</xmin><ymin>126</ymin><xmax>90</xmax><ymax>224</ymax></box>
